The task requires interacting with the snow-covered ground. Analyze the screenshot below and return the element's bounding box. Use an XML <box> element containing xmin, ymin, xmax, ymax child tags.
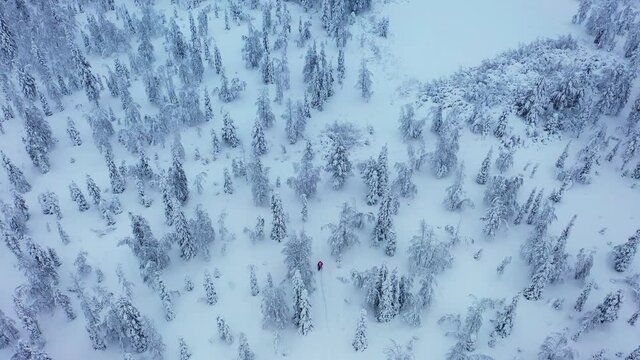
<box><xmin>1</xmin><ymin>0</ymin><xmax>639</xmax><ymax>359</ymax></box>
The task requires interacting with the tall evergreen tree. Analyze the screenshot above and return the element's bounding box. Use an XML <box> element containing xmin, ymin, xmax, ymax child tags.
<box><xmin>489</xmin><ymin>295</ymin><xmax>519</xmax><ymax>347</ymax></box>
<box><xmin>256</xmin><ymin>88</ymin><xmax>275</xmax><ymax>128</ymax></box>
<box><xmin>292</xmin><ymin>270</ymin><xmax>313</xmax><ymax>335</ymax></box>
<box><xmin>174</xmin><ymin>207</ymin><xmax>196</xmax><ymax>261</ymax></box>
<box><xmin>1</xmin><ymin>152</ymin><xmax>31</xmax><ymax>193</ymax></box>
<box><xmin>204</xmin><ymin>270</ymin><xmax>218</xmax><ymax>305</ymax></box>
<box><xmin>476</xmin><ymin>149</ymin><xmax>492</xmax><ymax>185</ymax></box>
<box><xmin>356</xmin><ymin>58</ymin><xmax>373</xmax><ymax>101</ymax></box>
<box><xmin>169</xmin><ymin>157</ymin><xmax>189</xmax><ymax>204</ymax></box>
<box><xmin>105</xmin><ymin>149</ymin><xmax>125</xmax><ymax>194</ymax></box>
<box><xmin>215</xmin><ymin>315</ymin><xmax>233</xmax><ymax>344</ymax></box>
<box><xmin>237</xmin><ymin>333</ymin><xmax>255</xmax><ymax>360</ymax></box>
<box><xmin>270</xmin><ymin>193</ymin><xmax>287</xmax><ymax>243</ymax></box>
<box><xmin>612</xmin><ymin>229</ymin><xmax>640</xmax><ymax>272</ymax></box>
<box><xmin>360</xmin><ymin>157</ymin><xmax>380</xmax><ymax>205</ymax></box>
<box><xmin>222</xmin><ymin>112</ymin><xmax>240</xmax><ymax>148</ymax></box>
<box><xmin>223</xmin><ymin>168</ymin><xmax>234</xmax><ymax>194</ymax></box>
<box><xmin>325</xmin><ymin>139</ymin><xmax>352</xmax><ymax>190</ymax></box>
<box><xmin>288</xmin><ymin>141</ymin><xmax>321</xmax><ymax>199</ymax></box>
<box><xmin>69</xmin><ymin>182</ymin><xmax>90</xmax><ymax>211</ymax></box>
<box><xmin>374</xmin><ymin>195</ymin><xmax>397</xmax><ymax>256</ymax></box>
<box><xmin>23</xmin><ymin>106</ymin><xmax>55</xmax><ymax>173</ymax></box>
<box><xmin>251</xmin><ymin>119</ymin><xmax>267</xmax><ymax>156</ymax></box>
<box><xmin>352</xmin><ymin>309</ymin><xmax>368</xmax><ymax>351</ymax></box>
<box><xmin>178</xmin><ymin>337</ymin><xmax>191</xmax><ymax>360</ymax></box>
<box><xmin>0</xmin><ymin>310</ymin><xmax>19</xmax><ymax>349</ymax></box>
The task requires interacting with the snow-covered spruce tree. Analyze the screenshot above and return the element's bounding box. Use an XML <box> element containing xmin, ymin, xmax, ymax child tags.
<box><xmin>38</xmin><ymin>191</ymin><xmax>62</xmax><ymax>219</ymax></box>
<box><xmin>251</xmin><ymin>119</ymin><xmax>267</xmax><ymax>156</ymax></box>
<box><xmin>431</xmin><ymin>121</ymin><xmax>460</xmax><ymax>178</ymax></box>
<box><xmin>105</xmin><ymin>297</ymin><xmax>149</xmax><ymax>353</ymax></box>
<box><xmin>124</xmin><ymin>214</ymin><xmax>170</xmax><ymax>282</ymax></box>
<box><xmin>538</xmin><ymin>332</ymin><xmax>575</xmax><ymax>360</ymax></box>
<box><xmin>356</xmin><ymin>58</ymin><xmax>373</xmax><ymax>101</ymax></box>
<box><xmin>105</xmin><ymin>149</ymin><xmax>125</xmax><ymax>194</ymax></box>
<box><xmin>574</xmin><ymin>248</ymin><xmax>594</xmax><ymax>281</ymax></box>
<box><xmin>627</xmin><ymin>346</ymin><xmax>640</xmax><ymax>360</ymax></box>
<box><xmin>184</xmin><ymin>274</ymin><xmax>194</xmax><ymax>292</ymax></box>
<box><xmin>135</xmin><ymin>176</ymin><xmax>152</xmax><ymax>208</ymax></box>
<box><xmin>223</xmin><ymin>168</ymin><xmax>234</xmax><ymax>194</ymax></box>
<box><xmin>13</xmin><ymin>296</ymin><xmax>44</xmax><ymax>347</ymax></box>
<box><xmin>325</xmin><ymin>138</ymin><xmax>353</xmax><ymax>190</ymax></box>
<box><xmin>217</xmin><ymin>316</ymin><xmax>233</xmax><ymax>344</ymax></box>
<box><xmin>526</xmin><ymin>189</ymin><xmax>544</xmax><ymax>225</ymax></box>
<box><xmin>376</xmin><ymin>145</ymin><xmax>390</xmax><ymax>195</ymax></box>
<box><xmin>443</xmin><ymin>163</ymin><xmax>472</xmax><ymax>211</ymax></box>
<box><xmin>0</xmin><ymin>12</ymin><xmax>16</xmax><ymax>66</ymax></box>
<box><xmin>173</xmin><ymin>207</ymin><xmax>196</xmax><ymax>261</ymax></box>
<box><xmin>69</xmin><ymin>182</ymin><xmax>90</xmax><ymax>212</ymax></box>
<box><xmin>261</xmin><ymin>46</ymin><xmax>275</xmax><ymax>85</ymax></box>
<box><xmin>495</xmin><ymin>145</ymin><xmax>515</xmax><ymax>173</ymax></box>
<box><xmin>482</xmin><ymin>197</ymin><xmax>508</xmax><ymax>238</ymax></box>
<box><xmin>270</xmin><ymin>193</ymin><xmax>287</xmax><ymax>243</ymax></box>
<box><xmin>160</xmin><ymin>177</ymin><xmax>175</xmax><ymax>226</ymax></box>
<box><xmin>222</xmin><ymin>112</ymin><xmax>240</xmax><ymax>148</ymax></box>
<box><xmin>11</xmin><ymin>341</ymin><xmax>53</xmax><ymax>360</ymax></box>
<box><xmin>156</xmin><ymin>278</ymin><xmax>175</xmax><ymax>321</ymax></box>
<box><xmin>360</xmin><ymin>157</ymin><xmax>381</xmax><ymax>205</ymax></box>
<box><xmin>203</xmin><ymin>270</ymin><xmax>218</xmax><ymax>306</ymax></box>
<box><xmin>169</xmin><ymin>157</ymin><xmax>189</xmax><ymax>205</ymax></box>
<box><xmin>573</xmin><ymin>290</ymin><xmax>623</xmax><ymax>341</ymax></box>
<box><xmin>408</xmin><ymin>220</ymin><xmax>453</xmax><ymax>275</ymax></box>
<box><xmin>398</xmin><ymin>104</ymin><xmax>425</xmax><ymax>140</ymax></box>
<box><xmin>392</xmin><ymin>162</ymin><xmax>417</xmax><ymax>199</ymax></box>
<box><xmin>0</xmin><ymin>309</ymin><xmax>19</xmax><ymax>349</ymax></box>
<box><xmin>261</xmin><ymin>274</ymin><xmax>290</xmax><ymax>330</ymax></box>
<box><xmin>288</xmin><ymin>141</ymin><xmax>321</xmax><ymax>199</ymax></box>
<box><xmin>237</xmin><ymin>333</ymin><xmax>255</xmax><ymax>360</ymax></box>
<box><xmin>556</xmin><ymin>142</ymin><xmax>570</xmax><ymax>171</ymax></box>
<box><xmin>256</xmin><ymin>87</ymin><xmax>275</xmax><ymax>128</ymax></box>
<box><xmin>218</xmin><ymin>69</ymin><xmax>246</xmax><ymax>102</ymax></box>
<box><xmin>242</xmin><ymin>24</ymin><xmax>263</xmax><ymax>69</ymax></box>
<box><xmin>1</xmin><ymin>152</ymin><xmax>31</xmax><ymax>193</ymax></box>
<box><xmin>18</xmin><ymin>66</ymin><xmax>37</xmax><ymax>100</ymax></box>
<box><xmin>352</xmin><ymin>309</ymin><xmax>368</xmax><ymax>351</ymax></box>
<box><xmin>612</xmin><ymin>229</ymin><xmax>640</xmax><ymax>272</ymax></box>
<box><xmin>66</xmin><ymin>119</ymin><xmax>82</xmax><ymax>146</ymax></box>
<box><xmin>514</xmin><ymin>187</ymin><xmax>536</xmax><ymax>225</ymax></box>
<box><xmin>523</xmin><ymin>257</ymin><xmax>551</xmax><ymax>301</ymax></box>
<box><xmin>23</xmin><ymin>106</ymin><xmax>55</xmax><ymax>173</ymax></box>
<box><xmin>248</xmin><ymin>156</ymin><xmax>271</xmax><ymax>207</ymax></box>
<box><xmin>488</xmin><ymin>294</ymin><xmax>519</xmax><ymax>347</ymax></box>
<box><xmin>210</xmin><ymin>129</ymin><xmax>221</xmax><ymax>160</ymax></box>
<box><xmin>178</xmin><ymin>337</ymin><xmax>191</xmax><ymax>360</ymax></box>
<box><xmin>13</xmin><ymin>190</ymin><xmax>29</xmax><ymax>222</ymax></box>
<box><xmin>283</xmin><ymin>231</ymin><xmax>315</xmax><ymax>291</ymax></box>
<box><xmin>99</xmin><ymin>199</ymin><xmax>116</xmax><ymax>226</ymax></box>
<box><xmin>249</xmin><ymin>266</ymin><xmax>260</xmax><ymax>296</ymax></box>
<box><xmin>374</xmin><ymin>195</ymin><xmax>397</xmax><ymax>256</ymax></box>
<box><xmin>574</xmin><ymin>281</ymin><xmax>593</xmax><ymax>313</ymax></box>
<box><xmin>86</xmin><ymin>174</ymin><xmax>101</xmax><ymax>206</ymax></box>
<box><xmin>74</xmin><ymin>251</ymin><xmax>92</xmax><ymax>277</ymax></box>
<box><xmin>476</xmin><ymin>149</ymin><xmax>492</xmax><ymax>185</ymax></box>
<box><xmin>376</xmin><ymin>267</ymin><xmax>397</xmax><ymax>322</ymax></box>
<box><xmin>326</xmin><ymin>202</ymin><xmax>363</xmax><ymax>260</ymax></box>
<box><xmin>291</xmin><ymin>270</ymin><xmax>313</xmax><ymax>335</ymax></box>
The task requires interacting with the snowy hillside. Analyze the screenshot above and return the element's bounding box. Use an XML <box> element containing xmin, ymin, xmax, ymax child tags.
<box><xmin>1</xmin><ymin>0</ymin><xmax>639</xmax><ymax>359</ymax></box>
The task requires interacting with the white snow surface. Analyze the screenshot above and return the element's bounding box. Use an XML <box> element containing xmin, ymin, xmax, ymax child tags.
<box><xmin>1</xmin><ymin>0</ymin><xmax>639</xmax><ymax>359</ymax></box>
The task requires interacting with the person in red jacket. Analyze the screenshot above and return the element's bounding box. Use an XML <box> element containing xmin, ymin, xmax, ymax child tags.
<box><xmin>317</xmin><ymin>260</ymin><xmax>324</xmax><ymax>271</ymax></box>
